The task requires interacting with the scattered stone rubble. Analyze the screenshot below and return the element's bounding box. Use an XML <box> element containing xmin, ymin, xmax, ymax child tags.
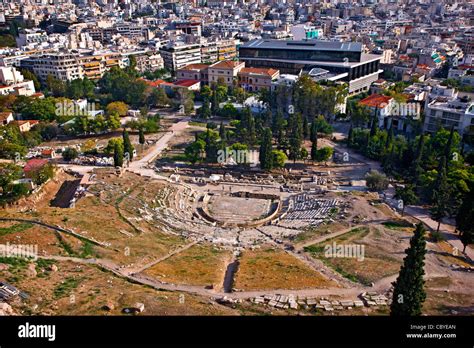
<box><xmin>250</xmin><ymin>292</ymin><xmax>392</xmax><ymax>311</ymax></box>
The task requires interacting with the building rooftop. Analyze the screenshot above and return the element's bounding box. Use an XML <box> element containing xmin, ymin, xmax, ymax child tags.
<box><xmin>178</xmin><ymin>63</ymin><xmax>209</xmax><ymax>71</ymax></box>
<box><xmin>242</xmin><ymin>39</ymin><xmax>363</xmax><ymax>53</ymax></box>
<box><xmin>173</xmin><ymin>79</ymin><xmax>201</xmax><ymax>87</ymax></box>
<box><xmin>210</xmin><ymin>60</ymin><xmax>244</xmax><ymax>69</ymax></box>
<box><xmin>24</xmin><ymin>158</ymin><xmax>48</xmax><ymax>173</ymax></box>
<box><xmin>240</xmin><ymin>67</ymin><xmax>279</xmax><ymax>76</ymax></box>
<box><xmin>359</xmin><ymin>94</ymin><xmax>393</xmax><ymax>109</ymax></box>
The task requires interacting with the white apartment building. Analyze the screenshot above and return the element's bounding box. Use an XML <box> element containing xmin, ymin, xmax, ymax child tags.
<box><xmin>160</xmin><ymin>42</ymin><xmax>202</xmax><ymax>71</ymax></box>
<box><xmin>15</xmin><ymin>29</ymin><xmax>48</xmax><ymax>48</ymax></box>
<box><xmin>424</xmin><ymin>86</ymin><xmax>474</xmax><ymax>136</ymax></box>
<box><xmin>0</xmin><ymin>66</ymin><xmax>36</xmax><ymax>96</ymax></box>
<box><xmin>21</xmin><ymin>53</ymin><xmax>84</xmax><ymax>82</ymax></box>
<box><xmin>135</xmin><ymin>52</ymin><xmax>164</xmax><ymax>73</ymax></box>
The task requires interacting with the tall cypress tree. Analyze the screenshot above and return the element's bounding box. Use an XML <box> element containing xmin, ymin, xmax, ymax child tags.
<box><xmin>219</xmin><ymin>121</ymin><xmax>227</xmax><ymax>143</ymax></box>
<box><xmin>385</xmin><ymin>124</ymin><xmax>394</xmax><ymax>149</ymax></box>
<box><xmin>347</xmin><ymin>124</ymin><xmax>353</xmax><ymax>146</ymax></box>
<box><xmin>430</xmin><ymin>156</ymin><xmax>450</xmax><ymax>232</ymax></box>
<box><xmin>138</xmin><ymin>128</ymin><xmax>145</xmax><ymax>145</ymax></box>
<box><xmin>310</xmin><ymin>117</ymin><xmax>318</xmax><ymax>143</ymax></box>
<box><xmin>456</xmin><ymin>182</ymin><xmax>474</xmax><ymax>253</ymax></box>
<box><xmin>370</xmin><ymin>113</ymin><xmax>377</xmax><ymax>137</ymax></box>
<box><xmin>391</xmin><ymin>223</ymin><xmax>427</xmax><ymax>316</ymax></box>
<box><xmin>444</xmin><ymin>126</ymin><xmax>455</xmax><ymax>164</ymax></box>
<box><xmin>122</xmin><ymin>129</ymin><xmax>134</xmax><ymax>161</ymax></box>
<box><xmin>259</xmin><ymin>128</ymin><xmax>273</xmax><ymax>171</ymax></box>
<box><xmin>303</xmin><ymin>116</ymin><xmax>309</xmax><ymax>140</ymax></box>
<box><xmin>113</xmin><ymin>141</ymin><xmax>124</xmax><ymax>167</ymax></box>
<box><xmin>410</xmin><ymin>134</ymin><xmax>425</xmax><ymax>184</ymax></box>
<box><xmin>288</xmin><ymin>113</ymin><xmax>303</xmax><ymax>163</ymax></box>
<box><xmin>310</xmin><ymin>138</ymin><xmax>318</xmax><ymax>162</ymax></box>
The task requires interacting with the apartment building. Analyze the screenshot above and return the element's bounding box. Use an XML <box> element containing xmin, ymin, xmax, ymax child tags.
<box><xmin>200</xmin><ymin>41</ymin><xmax>218</xmax><ymax>63</ymax></box>
<box><xmin>160</xmin><ymin>42</ymin><xmax>202</xmax><ymax>71</ymax></box>
<box><xmin>20</xmin><ymin>53</ymin><xmax>84</xmax><ymax>82</ymax></box>
<box><xmin>217</xmin><ymin>39</ymin><xmax>237</xmax><ymax>61</ymax></box>
<box><xmin>0</xmin><ymin>66</ymin><xmax>36</xmax><ymax>96</ymax></box>
<box><xmin>135</xmin><ymin>52</ymin><xmax>164</xmax><ymax>73</ymax></box>
<box><xmin>208</xmin><ymin>60</ymin><xmax>245</xmax><ymax>87</ymax></box>
<box><xmin>78</xmin><ymin>55</ymin><xmax>104</xmax><ymax>81</ymax></box>
<box><xmin>15</xmin><ymin>29</ymin><xmax>48</xmax><ymax>48</ymax></box>
<box><xmin>424</xmin><ymin>95</ymin><xmax>474</xmax><ymax>136</ymax></box>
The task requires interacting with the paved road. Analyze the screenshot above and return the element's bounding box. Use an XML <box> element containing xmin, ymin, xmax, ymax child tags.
<box><xmin>326</xmin><ymin>128</ymin><xmax>472</xmax><ymax>261</ymax></box>
<box><xmin>126</xmin><ymin>119</ymin><xmax>189</xmax><ymax>179</ymax></box>
<box><xmin>384</xmin><ymin>187</ymin><xmax>473</xmax><ymax>261</ymax></box>
<box><xmin>58</xmin><ymin>119</ymin><xmax>189</xmax><ymax>179</ymax></box>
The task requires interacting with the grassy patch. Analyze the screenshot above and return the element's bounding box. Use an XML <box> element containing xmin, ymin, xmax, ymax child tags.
<box><xmin>55</xmin><ymin>232</ymin><xmax>77</xmax><ymax>256</ymax></box>
<box><xmin>234</xmin><ymin>248</ymin><xmax>336</xmax><ymax>290</ymax></box>
<box><xmin>53</xmin><ymin>276</ymin><xmax>83</xmax><ymax>299</ymax></box>
<box><xmin>304</xmin><ymin>227</ymin><xmax>400</xmax><ymax>285</ymax></box>
<box><xmin>79</xmin><ymin>241</ymin><xmax>96</xmax><ymax>258</ymax></box>
<box><xmin>0</xmin><ymin>222</ymin><xmax>34</xmax><ymax>237</ymax></box>
<box><xmin>382</xmin><ymin>220</ymin><xmax>413</xmax><ymax>229</ymax></box>
<box><xmin>143</xmin><ymin>244</ymin><xmax>231</xmax><ymax>287</ymax></box>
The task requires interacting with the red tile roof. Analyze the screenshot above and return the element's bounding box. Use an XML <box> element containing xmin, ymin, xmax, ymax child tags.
<box><xmin>173</xmin><ymin>79</ymin><xmax>200</xmax><ymax>87</ymax></box>
<box><xmin>24</xmin><ymin>158</ymin><xmax>48</xmax><ymax>173</ymax></box>
<box><xmin>178</xmin><ymin>64</ymin><xmax>209</xmax><ymax>71</ymax></box>
<box><xmin>140</xmin><ymin>78</ymin><xmax>165</xmax><ymax>87</ymax></box>
<box><xmin>0</xmin><ymin>112</ymin><xmax>13</xmax><ymax>122</ymax></box>
<box><xmin>359</xmin><ymin>94</ymin><xmax>392</xmax><ymax>109</ymax></box>
<box><xmin>12</xmin><ymin>120</ymin><xmax>39</xmax><ymax>126</ymax></box>
<box><xmin>239</xmin><ymin>67</ymin><xmax>279</xmax><ymax>77</ymax></box>
<box><xmin>211</xmin><ymin>60</ymin><xmax>243</xmax><ymax>69</ymax></box>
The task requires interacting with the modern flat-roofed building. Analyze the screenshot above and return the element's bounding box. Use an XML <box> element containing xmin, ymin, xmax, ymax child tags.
<box><xmin>20</xmin><ymin>53</ymin><xmax>84</xmax><ymax>82</ymax></box>
<box><xmin>239</xmin><ymin>39</ymin><xmax>382</xmax><ymax>94</ymax></box>
<box><xmin>160</xmin><ymin>42</ymin><xmax>202</xmax><ymax>71</ymax></box>
<box><xmin>424</xmin><ymin>97</ymin><xmax>474</xmax><ymax>137</ymax></box>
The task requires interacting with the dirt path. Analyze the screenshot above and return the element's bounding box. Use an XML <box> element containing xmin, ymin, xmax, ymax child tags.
<box><xmin>0</xmin><ymin>217</ymin><xmax>109</xmax><ymax>248</ymax></box>
<box><xmin>384</xmin><ymin>188</ymin><xmax>473</xmax><ymax>261</ymax></box>
<box><xmin>124</xmin><ymin>239</ymin><xmax>201</xmax><ymax>275</ymax></box>
<box><xmin>294</xmin><ymin>224</ymin><xmax>365</xmax><ymax>251</ymax></box>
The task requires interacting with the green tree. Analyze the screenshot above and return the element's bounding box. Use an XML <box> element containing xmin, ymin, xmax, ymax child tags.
<box><xmin>391</xmin><ymin>223</ymin><xmax>427</xmax><ymax>316</ymax></box>
<box><xmin>310</xmin><ymin>138</ymin><xmax>318</xmax><ymax>161</ymax></box>
<box><xmin>113</xmin><ymin>141</ymin><xmax>124</xmax><ymax>167</ymax></box>
<box><xmin>199</xmin><ymin>98</ymin><xmax>211</xmax><ymax>119</ymax></box>
<box><xmin>288</xmin><ymin>113</ymin><xmax>303</xmax><ymax>162</ymax></box>
<box><xmin>314</xmin><ymin>146</ymin><xmax>333</xmax><ymax>162</ymax></box>
<box><xmin>106</xmin><ymin>113</ymin><xmax>121</xmax><ymax>130</ymax></box>
<box><xmin>430</xmin><ymin>157</ymin><xmax>450</xmax><ymax>232</ymax></box>
<box><xmin>147</xmin><ymin>88</ymin><xmax>170</xmax><ymax>107</ymax></box>
<box><xmin>456</xmin><ymin>182</ymin><xmax>474</xmax><ymax>253</ymax></box>
<box><xmin>139</xmin><ymin>128</ymin><xmax>145</xmax><ymax>145</ymax></box>
<box><xmin>219</xmin><ymin>121</ymin><xmax>227</xmax><ymax>143</ymax></box>
<box><xmin>19</xmin><ymin>97</ymin><xmax>57</xmax><ymax>121</ymax></box>
<box><xmin>45</xmin><ymin>75</ymin><xmax>66</xmax><ymax>97</ymax></box>
<box><xmin>394</xmin><ymin>185</ymin><xmax>418</xmax><ymax>216</ymax></box>
<box><xmin>259</xmin><ymin>127</ymin><xmax>273</xmax><ymax>171</ymax></box>
<box><xmin>185</xmin><ymin>139</ymin><xmax>205</xmax><ymax>164</ymax></box>
<box><xmin>122</xmin><ymin>129</ymin><xmax>134</xmax><ymax>161</ymax></box>
<box><xmin>106</xmin><ymin>101</ymin><xmax>128</xmax><ymax>116</ymax></box>
<box><xmin>62</xmin><ymin>147</ymin><xmax>78</xmax><ymax>161</ymax></box>
<box><xmin>271</xmin><ymin>150</ymin><xmax>287</xmax><ymax>169</ymax></box>
<box><xmin>365</xmin><ymin>170</ymin><xmax>389</xmax><ymax>191</ymax></box>
<box><xmin>21</xmin><ymin>69</ymin><xmax>40</xmax><ymax>91</ymax></box>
